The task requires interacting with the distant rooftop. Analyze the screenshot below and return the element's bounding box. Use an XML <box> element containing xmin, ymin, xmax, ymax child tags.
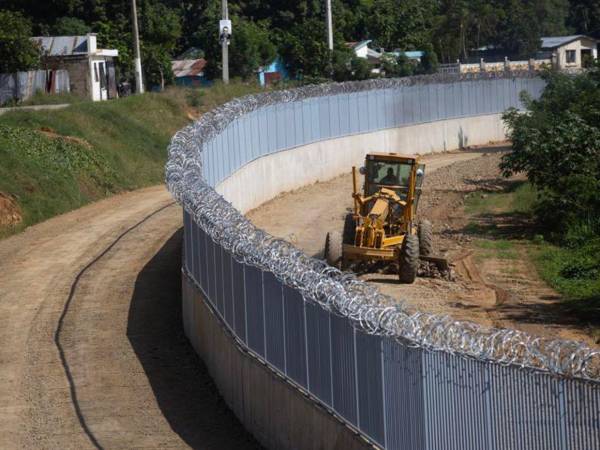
<box><xmin>172</xmin><ymin>59</ymin><xmax>207</xmax><ymax>78</ymax></box>
<box><xmin>32</xmin><ymin>34</ymin><xmax>118</xmax><ymax>57</ymax></box>
<box><xmin>33</xmin><ymin>35</ymin><xmax>90</xmax><ymax>56</ymax></box>
<box><xmin>346</xmin><ymin>40</ymin><xmax>372</xmax><ymax>50</ymax></box>
<box><xmin>541</xmin><ymin>35</ymin><xmax>598</xmax><ymax>49</ymax></box>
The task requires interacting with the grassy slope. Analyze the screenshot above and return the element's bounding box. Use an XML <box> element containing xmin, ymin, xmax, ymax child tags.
<box><xmin>464</xmin><ymin>181</ymin><xmax>600</xmax><ymax>317</ymax></box>
<box><xmin>0</xmin><ymin>82</ymin><xmax>263</xmax><ymax>238</ymax></box>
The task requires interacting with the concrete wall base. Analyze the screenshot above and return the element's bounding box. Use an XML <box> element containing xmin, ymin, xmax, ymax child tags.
<box><xmin>182</xmin><ymin>274</ymin><xmax>371</xmax><ymax>450</ymax></box>
<box><xmin>216</xmin><ymin>113</ymin><xmax>506</xmax><ymax>213</ymax></box>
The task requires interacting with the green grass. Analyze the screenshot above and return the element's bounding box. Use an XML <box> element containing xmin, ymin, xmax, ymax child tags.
<box><xmin>464</xmin><ymin>181</ymin><xmax>537</xmax><ymax>216</ymax></box>
<box><xmin>474</xmin><ymin>239</ymin><xmax>519</xmax><ymax>259</ymax></box>
<box><xmin>0</xmin><ymin>81</ymin><xmax>264</xmax><ymax>238</ymax></box>
<box><xmin>532</xmin><ymin>240</ymin><xmax>600</xmax><ymax>302</ymax></box>
<box><xmin>464</xmin><ymin>179</ymin><xmax>600</xmax><ymax>319</ymax></box>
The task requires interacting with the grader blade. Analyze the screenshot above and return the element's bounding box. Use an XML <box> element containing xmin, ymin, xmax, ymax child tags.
<box><xmin>419</xmin><ymin>255</ymin><xmax>449</xmax><ymax>272</ymax></box>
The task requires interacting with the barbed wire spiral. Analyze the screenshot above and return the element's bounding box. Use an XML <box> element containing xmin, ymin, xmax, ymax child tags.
<box><xmin>166</xmin><ymin>72</ymin><xmax>600</xmax><ymax>382</ymax></box>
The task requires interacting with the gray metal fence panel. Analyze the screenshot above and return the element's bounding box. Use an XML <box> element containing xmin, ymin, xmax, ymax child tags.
<box><xmin>423</xmin><ymin>351</ymin><xmax>490</xmax><ymax>450</ymax></box>
<box><xmin>245</xmin><ymin>266</ymin><xmax>265</xmax><ymax>358</ymax></box>
<box><xmin>232</xmin><ymin>258</ymin><xmax>247</xmax><ymax>343</ymax></box>
<box><xmin>214</xmin><ymin>245</ymin><xmax>225</xmax><ymax>315</ymax></box>
<box><xmin>263</xmin><ymin>272</ymin><xmax>286</xmax><ymax>373</ymax></box>
<box><xmin>178</xmin><ymin>77</ymin><xmax>598</xmax><ymax>450</ymax></box>
<box><xmin>183</xmin><ymin>211</ymin><xmax>192</xmax><ymax>278</ymax></box>
<box><xmin>331</xmin><ymin>313</ymin><xmax>358</xmax><ymax>425</ymax></box>
<box><xmin>206</xmin><ymin>236</ymin><xmax>216</xmax><ymax>308</ymax></box>
<box><xmin>222</xmin><ymin>250</ymin><xmax>235</xmax><ymax>328</ymax></box>
<box><xmin>487</xmin><ymin>362</ymin><xmax>565</xmax><ymax>450</ymax></box>
<box><xmin>564</xmin><ymin>379</ymin><xmax>600</xmax><ymax>449</ymax></box>
<box><xmin>356</xmin><ymin>330</ymin><xmax>385</xmax><ymax>446</ymax></box>
<box><xmin>383</xmin><ymin>339</ymin><xmax>425</xmax><ymax>450</ymax></box>
<box><xmin>305</xmin><ymin>302</ymin><xmax>333</xmax><ymax>406</ymax></box>
<box><xmin>283</xmin><ymin>286</ymin><xmax>308</xmax><ymax>388</ymax></box>
<box><xmin>191</xmin><ymin>216</ymin><xmax>199</xmax><ymax>285</ymax></box>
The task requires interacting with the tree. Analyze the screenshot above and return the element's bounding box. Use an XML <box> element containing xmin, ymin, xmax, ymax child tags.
<box><xmin>139</xmin><ymin>1</ymin><xmax>182</xmax><ymax>89</ymax></box>
<box><xmin>501</xmin><ymin>65</ymin><xmax>600</xmax><ymax>232</ymax></box>
<box><xmin>229</xmin><ymin>20</ymin><xmax>277</xmax><ymax>79</ymax></box>
<box><xmin>0</xmin><ymin>10</ymin><xmax>41</xmax><ymax>73</ymax></box>
<box><xmin>52</xmin><ymin>16</ymin><xmax>90</xmax><ymax>35</ymax></box>
<box><xmin>381</xmin><ymin>53</ymin><xmax>415</xmax><ymax>77</ymax></box>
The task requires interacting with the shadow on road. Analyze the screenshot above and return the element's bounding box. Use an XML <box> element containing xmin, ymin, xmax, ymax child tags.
<box><xmin>127</xmin><ymin>229</ymin><xmax>262</xmax><ymax>449</ymax></box>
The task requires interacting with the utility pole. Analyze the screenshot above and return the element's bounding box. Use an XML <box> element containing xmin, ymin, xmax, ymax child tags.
<box><xmin>131</xmin><ymin>0</ymin><xmax>144</xmax><ymax>93</ymax></box>
<box><xmin>221</xmin><ymin>0</ymin><xmax>230</xmax><ymax>84</ymax></box>
<box><xmin>326</xmin><ymin>0</ymin><xmax>333</xmax><ymax>51</ymax></box>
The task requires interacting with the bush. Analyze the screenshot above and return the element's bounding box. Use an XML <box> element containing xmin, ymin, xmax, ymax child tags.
<box><xmin>0</xmin><ymin>10</ymin><xmax>41</xmax><ymax>73</ymax></box>
<box><xmin>501</xmin><ymin>64</ymin><xmax>600</xmax><ymax>241</ymax></box>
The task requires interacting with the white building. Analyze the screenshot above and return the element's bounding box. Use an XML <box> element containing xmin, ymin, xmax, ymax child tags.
<box><xmin>540</xmin><ymin>35</ymin><xmax>599</xmax><ymax>70</ymax></box>
<box><xmin>32</xmin><ymin>34</ymin><xmax>119</xmax><ymax>101</ymax></box>
<box><xmin>346</xmin><ymin>40</ymin><xmax>382</xmax><ymax>61</ymax></box>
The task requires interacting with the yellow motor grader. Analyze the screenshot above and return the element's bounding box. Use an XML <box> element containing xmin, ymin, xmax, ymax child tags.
<box><xmin>324</xmin><ymin>152</ymin><xmax>448</xmax><ymax>283</ymax></box>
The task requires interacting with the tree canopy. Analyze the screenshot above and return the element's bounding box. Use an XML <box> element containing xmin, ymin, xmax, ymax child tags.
<box><xmin>0</xmin><ymin>10</ymin><xmax>41</xmax><ymax>73</ymax></box>
<box><xmin>1</xmin><ymin>0</ymin><xmax>599</xmax><ymax>84</ymax></box>
<box><xmin>501</xmin><ymin>63</ymin><xmax>600</xmax><ymax>235</ymax></box>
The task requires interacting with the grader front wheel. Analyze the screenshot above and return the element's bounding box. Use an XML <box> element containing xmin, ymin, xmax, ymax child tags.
<box><xmin>324</xmin><ymin>231</ymin><xmax>344</xmax><ymax>269</ymax></box>
<box><xmin>398</xmin><ymin>234</ymin><xmax>419</xmax><ymax>283</ymax></box>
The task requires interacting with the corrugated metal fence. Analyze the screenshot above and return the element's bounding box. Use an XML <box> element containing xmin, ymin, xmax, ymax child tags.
<box><xmin>0</xmin><ymin>70</ymin><xmax>70</xmax><ymax>105</ymax></box>
<box><xmin>181</xmin><ymin>76</ymin><xmax>600</xmax><ymax>449</ymax></box>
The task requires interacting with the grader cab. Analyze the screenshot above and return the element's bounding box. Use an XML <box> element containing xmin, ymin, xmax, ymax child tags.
<box><xmin>324</xmin><ymin>152</ymin><xmax>448</xmax><ymax>283</ymax></box>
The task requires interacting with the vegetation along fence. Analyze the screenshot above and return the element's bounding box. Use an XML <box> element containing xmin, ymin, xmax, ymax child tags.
<box><xmin>166</xmin><ymin>73</ymin><xmax>600</xmax><ymax>450</ymax></box>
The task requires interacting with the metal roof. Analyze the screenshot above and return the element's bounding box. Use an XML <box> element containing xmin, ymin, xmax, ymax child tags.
<box><xmin>171</xmin><ymin>59</ymin><xmax>207</xmax><ymax>78</ymax></box>
<box><xmin>346</xmin><ymin>40</ymin><xmax>372</xmax><ymax>50</ymax></box>
<box><xmin>32</xmin><ymin>36</ymin><xmax>89</xmax><ymax>56</ymax></box>
<box><xmin>541</xmin><ymin>35</ymin><xmax>598</xmax><ymax>49</ymax></box>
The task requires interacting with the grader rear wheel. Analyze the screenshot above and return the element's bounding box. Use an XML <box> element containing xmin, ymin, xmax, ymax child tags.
<box><xmin>324</xmin><ymin>231</ymin><xmax>344</xmax><ymax>269</ymax></box>
<box><xmin>398</xmin><ymin>234</ymin><xmax>419</xmax><ymax>283</ymax></box>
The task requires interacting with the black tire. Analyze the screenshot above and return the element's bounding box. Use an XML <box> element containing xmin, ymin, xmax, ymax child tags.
<box><xmin>324</xmin><ymin>231</ymin><xmax>343</xmax><ymax>269</ymax></box>
<box><xmin>342</xmin><ymin>213</ymin><xmax>356</xmax><ymax>245</ymax></box>
<box><xmin>418</xmin><ymin>220</ymin><xmax>433</xmax><ymax>256</ymax></box>
<box><xmin>398</xmin><ymin>234</ymin><xmax>419</xmax><ymax>283</ymax></box>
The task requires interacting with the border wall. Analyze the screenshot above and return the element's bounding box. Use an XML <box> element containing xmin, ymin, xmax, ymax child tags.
<box><xmin>167</xmin><ymin>74</ymin><xmax>600</xmax><ymax>450</ymax></box>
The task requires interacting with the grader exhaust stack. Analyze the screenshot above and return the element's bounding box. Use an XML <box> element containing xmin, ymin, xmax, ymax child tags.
<box><xmin>324</xmin><ymin>152</ymin><xmax>448</xmax><ymax>283</ymax></box>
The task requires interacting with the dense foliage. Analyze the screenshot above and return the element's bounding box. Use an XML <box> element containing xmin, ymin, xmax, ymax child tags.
<box><xmin>0</xmin><ymin>10</ymin><xmax>41</xmax><ymax>73</ymax></box>
<box><xmin>501</xmin><ymin>63</ymin><xmax>600</xmax><ymax>242</ymax></box>
<box><xmin>1</xmin><ymin>0</ymin><xmax>600</xmax><ymax>85</ymax></box>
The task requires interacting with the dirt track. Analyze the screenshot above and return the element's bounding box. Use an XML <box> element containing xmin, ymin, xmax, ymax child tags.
<box><xmin>0</xmin><ymin>186</ymin><xmax>261</xmax><ymax>449</ymax></box>
<box><xmin>248</xmin><ymin>146</ymin><xmax>593</xmax><ymax>345</ymax></box>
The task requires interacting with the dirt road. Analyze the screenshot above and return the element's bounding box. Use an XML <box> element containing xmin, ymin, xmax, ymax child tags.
<box><xmin>248</xmin><ymin>146</ymin><xmax>593</xmax><ymax>345</ymax></box>
<box><xmin>0</xmin><ymin>186</ymin><xmax>260</xmax><ymax>449</ymax></box>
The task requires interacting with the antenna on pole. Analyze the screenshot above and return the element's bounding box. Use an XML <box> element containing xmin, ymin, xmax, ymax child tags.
<box><xmin>220</xmin><ymin>0</ymin><xmax>231</xmax><ymax>84</ymax></box>
<box><xmin>326</xmin><ymin>0</ymin><xmax>333</xmax><ymax>51</ymax></box>
<box><xmin>131</xmin><ymin>0</ymin><xmax>144</xmax><ymax>93</ymax></box>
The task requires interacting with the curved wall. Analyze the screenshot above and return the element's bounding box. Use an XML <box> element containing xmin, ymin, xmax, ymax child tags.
<box><xmin>217</xmin><ymin>113</ymin><xmax>505</xmax><ymax>213</ymax></box>
<box><xmin>168</xmin><ymin>75</ymin><xmax>600</xmax><ymax>450</ymax></box>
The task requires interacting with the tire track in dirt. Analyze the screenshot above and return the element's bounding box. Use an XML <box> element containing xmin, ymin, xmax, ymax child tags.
<box><xmin>0</xmin><ymin>186</ymin><xmax>261</xmax><ymax>449</ymax></box>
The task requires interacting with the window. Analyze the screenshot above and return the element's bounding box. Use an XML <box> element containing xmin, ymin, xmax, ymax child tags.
<box><xmin>566</xmin><ymin>50</ymin><xmax>576</xmax><ymax>64</ymax></box>
<box><xmin>365</xmin><ymin>159</ymin><xmax>414</xmax><ymax>198</ymax></box>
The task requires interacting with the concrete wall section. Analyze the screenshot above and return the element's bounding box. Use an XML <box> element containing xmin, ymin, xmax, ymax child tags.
<box><xmin>216</xmin><ymin>113</ymin><xmax>505</xmax><ymax>213</ymax></box>
<box><xmin>182</xmin><ymin>273</ymin><xmax>370</xmax><ymax>450</ymax></box>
